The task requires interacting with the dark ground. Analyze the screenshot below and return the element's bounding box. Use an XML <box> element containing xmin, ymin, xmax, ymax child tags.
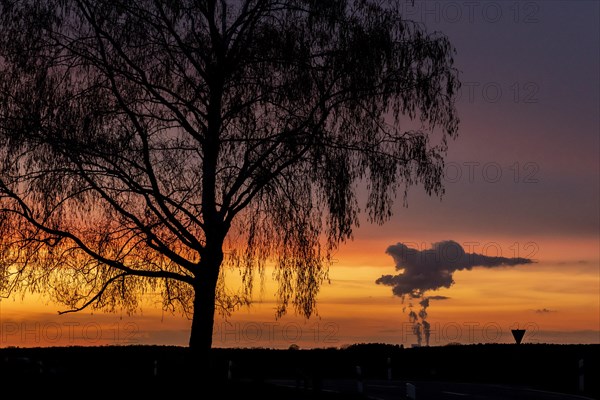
<box><xmin>0</xmin><ymin>343</ymin><xmax>598</xmax><ymax>399</ymax></box>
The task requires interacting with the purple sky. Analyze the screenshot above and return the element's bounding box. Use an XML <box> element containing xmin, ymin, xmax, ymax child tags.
<box><xmin>364</xmin><ymin>0</ymin><xmax>600</xmax><ymax>241</ymax></box>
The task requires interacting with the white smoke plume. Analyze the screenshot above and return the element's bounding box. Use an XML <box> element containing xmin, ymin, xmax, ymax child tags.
<box><xmin>377</xmin><ymin>240</ymin><xmax>534</xmax><ymax>346</ymax></box>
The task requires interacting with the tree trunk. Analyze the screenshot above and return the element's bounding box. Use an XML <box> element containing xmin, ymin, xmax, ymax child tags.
<box><xmin>187</xmin><ymin>244</ymin><xmax>223</xmax><ymax>379</ymax></box>
<box><xmin>189</xmin><ymin>279</ymin><xmax>218</xmax><ymax>352</ymax></box>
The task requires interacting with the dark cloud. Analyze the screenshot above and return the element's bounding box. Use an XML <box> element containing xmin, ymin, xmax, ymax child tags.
<box><xmin>376</xmin><ymin>240</ymin><xmax>533</xmax><ymax>346</ymax></box>
<box><xmin>428</xmin><ymin>295</ymin><xmax>450</xmax><ymax>301</ymax></box>
<box><xmin>556</xmin><ymin>260</ymin><xmax>589</xmax><ymax>265</ymax></box>
<box><xmin>535</xmin><ymin>308</ymin><xmax>557</xmax><ymax>314</ymax></box>
<box><xmin>376</xmin><ymin>240</ymin><xmax>534</xmax><ymax>298</ymax></box>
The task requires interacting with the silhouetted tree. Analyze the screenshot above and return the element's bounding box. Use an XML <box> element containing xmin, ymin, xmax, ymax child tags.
<box><xmin>0</xmin><ymin>0</ymin><xmax>459</xmax><ymax>360</ymax></box>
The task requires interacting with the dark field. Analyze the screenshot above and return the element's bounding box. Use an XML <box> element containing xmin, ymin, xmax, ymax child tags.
<box><xmin>1</xmin><ymin>343</ymin><xmax>598</xmax><ymax>399</ymax></box>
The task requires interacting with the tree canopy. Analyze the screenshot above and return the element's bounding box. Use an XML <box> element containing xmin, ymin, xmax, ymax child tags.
<box><xmin>0</xmin><ymin>0</ymin><xmax>459</xmax><ymax>352</ymax></box>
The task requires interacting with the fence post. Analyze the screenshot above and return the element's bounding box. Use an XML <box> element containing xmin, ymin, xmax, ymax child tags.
<box><xmin>356</xmin><ymin>365</ymin><xmax>363</xmax><ymax>394</ymax></box>
<box><xmin>406</xmin><ymin>382</ymin><xmax>417</xmax><ymax>399</ymax></box>
<box><xmin>578</xmin><ymin>359</ymin><xmax>584</xmax><ymax>392</ymax></box>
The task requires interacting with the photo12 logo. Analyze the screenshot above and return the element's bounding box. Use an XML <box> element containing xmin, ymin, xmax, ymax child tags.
<box><xmin>0</xmin><ymin>321</ymin><xmax>141</xmax><ymax>345</ymax></box>
<box><xmin>444</xmin><ymin>161</ymin><xmax>540</xmax><ymax>184</ymax></box>
<box><xmin>399</xmin><ymin>241</ymin><xmax>539</xmax><ymax>262</ymax></box>
<box><xmin>457</xmin><ymin>82</ymin><xmax>540</xmax><ymax>104</ymax></box>
<box><xmin>213</xmin><ymin>321</ymin><xmax>339</xmax><ymax>346</ymax></box>
<box><xmin>401</xmin><ymin>321</ymin><xmax>540</xmax><ymax>345</ymax></box>
<box><xmin>398</xmin><ymin>1</ymin><xmax>541</xmax><ymax>24</ymax></box>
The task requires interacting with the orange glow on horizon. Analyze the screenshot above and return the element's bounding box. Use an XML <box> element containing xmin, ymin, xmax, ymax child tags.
<box><xmin>1</xmin><ymin>235</ymin><xmax>598</xmax><ymax>348</ymax></box>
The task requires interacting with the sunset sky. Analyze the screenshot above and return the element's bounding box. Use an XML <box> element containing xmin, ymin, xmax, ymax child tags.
<box><xmin>0</xmin><ymin>0</ymin><xmax>598</xmax><ymax>349</ymax></box>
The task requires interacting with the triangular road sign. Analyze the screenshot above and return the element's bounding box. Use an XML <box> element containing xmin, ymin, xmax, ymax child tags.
<box><xmin>511</xmin><ymin>329</ymin><xmax>526</xmax><ymax>344</ymax></box>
